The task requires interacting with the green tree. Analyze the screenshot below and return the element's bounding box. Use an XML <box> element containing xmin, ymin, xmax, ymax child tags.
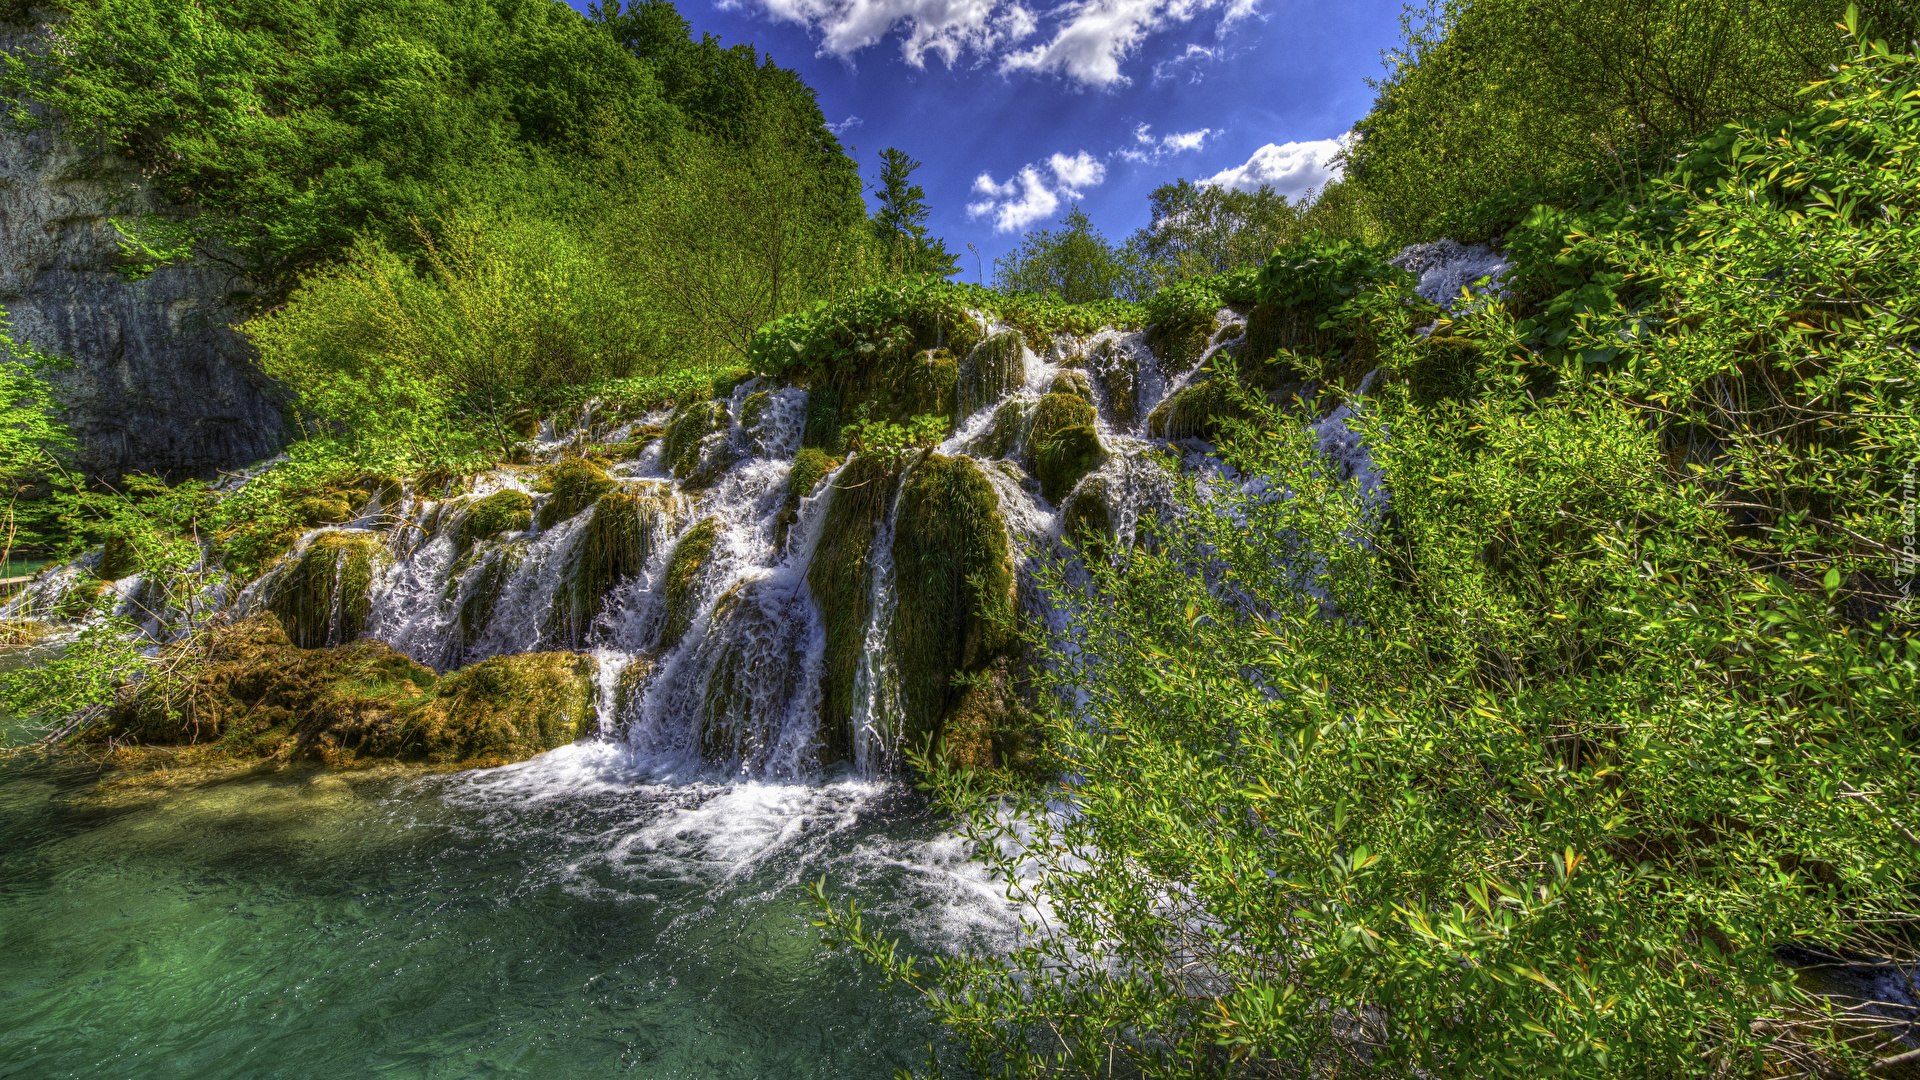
<box><xmin>0</xmin><ymin>307</ymin><xmax>72</xmax><ymax>572</ymax></box>
<box><xmin>871</xmin><ymin>148</ymin><xmax>960</xmax><ymax>278</ymax></box>
<box><xmin>992</xmin><ymin>205</ymin><xmax>1138</xmax><ymax>303</ymax></box>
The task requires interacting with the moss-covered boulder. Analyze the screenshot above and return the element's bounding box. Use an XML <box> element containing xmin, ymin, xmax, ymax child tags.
<box><xmin>890</xmin><ymin>455</ymin><xmax>1015</xmax><ymax>751</ymax></box>
<box><xmin>959</xmin><ymin>330</ymin><xmax>1026</xmax><ymax>416</ymax></box>
<box><xmin>974</xmin><ymin>399</ymin><xmax>1034</xmax><ymax>460</ymax></box>
<box><xmin>1146</xmin><ymin>312</ymin><xmax>1213</xmax><ymax>375</ymax></box>
<box><xmin>1048</xmin><ymin>369</ymin><xmax>1093</xmax><ymax>403</ymax></box>
<box><xmin>96</xmin><ymin>533</ymin><xmax>140</xmax><ymax>581</ymax></box>
<box><xmin>907</xmin><ymin>348</ymin><xmax>960</xmax><ymax>420</ymax></box>
<box><xmin>393</xmin><ymin>651</ymin><xmax>596</xmax><ymax>767</ymax></box>
<box><xmin>548</xmin><ymin>489</ymin><xmax>677</xmax><ymax>649</ymax></box>
<box><xmin>662</xmin><ymin>399</ymin><xmax>732</xmax><ymax>479</ymax></box>
<box><xmin>1061</xmin><ymin>476</ymin><xmax>1116</xmax><ymax>554</ymax></box>
<box><xmin>456</xmin><ymin>490</ymin><xmax>534</xmax><ymax>554</ymax></box>
<box><xmin>805</xmin><ymin>453</ymin><xmax>899</xmax><ymax>761</ymax></box>
<box><xmin>1404</xmin><ymin>335</ymin><xmax>1483</xmax><ymax>404</ymax></box>
<box><xmin>267</xmin><ymin>531</ymin><xmax>390</xmax><ymax>648</ymax></box>
<box><xmin>1028</xmin><ymin>393</ymin><xmax>1105</xmax><ymax>503</ymax></box>
<box><xmin>536</xmin><ymin>459</ymin><xmax>616</xmax><ymax>529</ymax></box>
<box><xmin>659</xmin><ymin>516</ymin><xmax>720</xmax><ymax>648</ymax></box>
<box><xmin>775</xmin><ymin>447</ymin><xmax>840</xmax><ymax>549</ymax></box>
<box><xmin>1087</xmin><ymin>338</ymin><xmax>1139</xmax><ymax>425</ymax></box>
<box><xmin>938</xmin><ymin>656</ymin><xmax>1035</xmax><ymax>771</ymax></box>
<box><xmin>295</xmin><ymin>494</ymin><xmax>355</xmax><ymax>526</ymax></box>
<box><xmin>1147</xmin><ymin>376</ymin><xmax>1254</xmax><ymax>442</ymax></box>
<box><xmin>1244</xmin><ymin>302</ymin><xmax>1338</xmax><ymax>368</ymax></box>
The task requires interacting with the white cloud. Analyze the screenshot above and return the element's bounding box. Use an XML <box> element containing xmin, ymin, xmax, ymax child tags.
<box><xmin>1200</xmin><ymin>134</ymin><xmax>1348</xmax><ymax>199</ymax></box>
<box><xmin>1118</xmin><ymin>124</ymin><xmax>1212</xmax><ymax>162</ymax></box>
<box><xmin>1151</xmin><ymin>43</ymin><xmax>1212</xmax><ymax>83</ymax></box>
<box><xmin>826</xmin><ymin>114</ymin><xmax>863</xmax><ymax>135</ymax></box>
<box><xmin>740</xmin><ymin>0</ymin><xmax>1253</xmax><ymax>88</ymax></box>
<box><xmin>967</xmin><ymin>150</ymin><xmax>1107</xmax><ymax>232</ymax></box>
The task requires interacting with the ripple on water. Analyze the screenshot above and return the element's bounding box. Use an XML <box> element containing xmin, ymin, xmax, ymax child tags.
<box><xmin>0</xmin><ymin>743</ymin><xmax>1022</xmax><ymax>1079</ymax></box>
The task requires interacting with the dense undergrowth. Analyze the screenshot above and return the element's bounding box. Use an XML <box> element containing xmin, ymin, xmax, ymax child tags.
<box><xmin>812</xmin><ymin>18</ymin><xmax>1920</xmax><ymax>1079</ymax></box>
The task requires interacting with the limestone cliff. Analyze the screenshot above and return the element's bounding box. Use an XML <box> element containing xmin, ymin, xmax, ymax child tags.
<box><xmin>0</xmin><ymin>23</ymin><xmax>283</xmax><ymax>479</ymax></box>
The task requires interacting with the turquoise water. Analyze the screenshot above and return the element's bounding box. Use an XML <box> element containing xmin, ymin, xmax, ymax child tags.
<box><xmin>0</xmin><ymin>741</ymin><xmax>1007</xmax><ymax>1078</ymax></box>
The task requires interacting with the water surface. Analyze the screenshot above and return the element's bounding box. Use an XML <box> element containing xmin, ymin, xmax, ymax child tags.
<box><xmin>0</xmin><ymin>743</ymin><xmax>1007</xmax><ymax>1078</ymax></box>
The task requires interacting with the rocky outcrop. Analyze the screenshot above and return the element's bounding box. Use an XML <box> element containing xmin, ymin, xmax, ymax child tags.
<box><xmin>0</xmin><ymin>22</ymin><xmax>283</xmax><ymax>478</ymax></box>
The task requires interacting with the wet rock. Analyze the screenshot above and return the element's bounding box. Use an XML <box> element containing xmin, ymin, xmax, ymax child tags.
<box><xmin>806</xmin><ymin>454</ymin><xmax>898</xmax><ymax>761</ymax></box>
<box><xmin>266</xmin><ymin>532</ymin><xmax>390</xmax><ymax>648</ymax></box>
<box><xmin>658</xmin><ymin>516</ymin><xmax>719</xmax><ymax>649</ymax></box>
<box><xmin>959</xmin><ymin>330</ymin><xmax>1027</xmax><ymax>416</ymax></box>
<box><xmin>1028</xmin><ymin>393</ymin><xmax>1105</xmax><ymax>503</ymax></box>
<box><xmin>1389</xmin><ymin>238</ymin><xmax>1512</xmax><ymax>309</ymax></box>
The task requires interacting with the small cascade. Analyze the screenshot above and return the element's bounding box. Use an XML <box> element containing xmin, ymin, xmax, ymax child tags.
<box><xmin>12</xmin><ymin>303</ymin><xmax>1386</xmax><ymax>782</ymax></box>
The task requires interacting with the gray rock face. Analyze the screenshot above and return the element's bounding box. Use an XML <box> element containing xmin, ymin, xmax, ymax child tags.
<box><xmin>1390</xmin><ymin>238</ymin><xmax>1513</xmax><ymax>310</ymax></box>
<box><xmin>0</xmin><ymin>29</ymin><xmax>283</xmax><ymax>479</ymax></box>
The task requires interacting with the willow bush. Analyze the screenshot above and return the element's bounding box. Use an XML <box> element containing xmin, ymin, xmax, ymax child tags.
<box><xmin>814</xmin><ymin>23</ymin><xmax>1920</xmax><ymax>1078</ymax></box>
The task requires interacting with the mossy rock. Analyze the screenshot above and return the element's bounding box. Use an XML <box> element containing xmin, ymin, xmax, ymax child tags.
<box><xmin>537</xmin><ymin>459</ymin><xmax>616</xmax><ymax>529</ymax></box>
<box><xmin>959</xmin><ymin>330</ymin><xmax>1026</xmax><ymax>416</ymax></box>
<box><xmin>1147</xmin><ymin>377</ymin><xmax>1253</xmax><ymax>442</ymax></box>
<box><xmin>613</xmin><ymin>655</ymin><xmax>657</xmax><ymax>721</ymax></box>
<box><xmin>267</xmin><ymin>532</ymin><xmax>390</xmax><ymax>648</ymax></box>
<box><xmin>1405</xmin><ymin>335</ymin><xmax>1483</xmax><ymax>404</ymax></box>
<box><xmin>938</xmin><ymin>657</ymin><xmax>1035</xmax><ymax>772</ymax></box>
<box><xmin>1243</xmin><ymin>303</ymin><xmax>1339</xmax><ymax>368</ymax></box>
<box><xmin>776</xmin><ymin>447</ymin><xmax>840</xmax><ymax>549</ymax></box>
<box><xmin>659</xmin><ymin>516</ymin><xmax>720</xmax><ymax>648</ymax></box>
<box><xmin>906</xmin><ymin>349</ymin><xmax>959</xmax><ymax>421</ymax></box>
<box><xmin>547</xmin><ymin>490</ymin><xmax>675</xmax><ymax>649</ymax></box>
<box><xmin>1087</xmin><ymin>338</ymin><xmax>1139</xmax><ymax>425</ymax></box>
<box><xmin>296</xmin><ymin>494</ymin><xmax>355</xmax><ymax>526</ymax></box>
<box><xmin>96</xmin><ymin>533</ymin><xmax>140</xmax><ymax>581</ymax></box>
<box><xmin>890</xmin><ymin>455</ymin><xmax>1015</xmax><ymax>752</ymax></box>
<box><xmin>396</xmin><ymin>652</ymin><xmax>597</xmax><ymax>767</ymax></box>
<box><xmin>975</xmin><ymin>399</ymin><xmax>1034</xmax><ymax>459</ymax></box>
<box><xmin>1061</xmin><ymin>477</ymin><xmax>1116</xmax><ymax>554</ymax></box>
<box><xmin>1028</xmin><ymin>393</ymin><xmax>1105</xmax><ymax>503</ymax></box>
<box><xmin>98</xmin><ymin>615</ymin><xmax>438</xmax><ymax>758</ymax></box>
<box><xmin>712</xmin><ymin>367</ymin><xmax>754</xmax><ymax>399</ymax></box>
<box><xmin>739</xmin><ymin>391</ymin><xmax>774</xmax><ymax>434</ymax></box>
<box><xmin>55</xmin><ymin>577</ymin><xmax>111</xmax><ymax>620</ymax></box>
<box><xmin>1048</xmin><ymin>370</ymin><xmax>1093</xmax><ymax>402</ymax></box>
<box><xmin>694</xmin><ymin>582</ymin><xmax>812</xmax><ymax>771</ymax></box>
<box><xmin>456</xmin><ymin>490</ymin><xmax>533</xmax><ymax>555</ymax></box>
<box><xmin>662</xmin><ymin>400</ymin><xmax>732</xmax><ymax>479</ymax></box>
<box><xmin>457</xmin><ymin>543</ymin><xmax>525</xmax><ymax>647</ymax></box>
<box><xmin>804</xmin><ymin>454</ymin><xmax>898</xmax><ymax>762</ymax></box>
<box><xmin>506</xmin><ymin>408</ymin><xmax>543</xmax><ymax>438</ymax></box>
<box><xmin>1145</xmin><ymin>313</ymin><xmax>1213</xmax><ymax>375</ymax></box>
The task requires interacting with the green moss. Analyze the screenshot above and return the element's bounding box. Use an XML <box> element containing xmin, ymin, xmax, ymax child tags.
<box><xmin>507</xmin><ymin>408</ymin><xmax>542</xmax><ymax>438</ymax></box>
<box><xmin>804</xmin><ymin>454</ymin><xmax>898</xmax><ymax>761</ymax></box>
<box><xmin>55</xmin><ymin>577</ymin><xmax>111</xmax><ymax>620</ymax></box>
<box><xmin>662</xmin><ymin>399</ymin><xmax>732</xmax><ymax>479</ymax></box>
<box><xmin>457</xmin><ymin>543</ymin><xmax>524</xmax><ymax>647</ymax></box>
<box><xmin>890</xmin><ymin>454</ymin><xmax>1015</xmax><ymax>750</ymax></box>
<box><xmin>547</xmin><ymin>490</ymin><xmax>671</xmax><ymax>649</ymax></box>
<box><xmin>1048</xmin><ymin>370</ymin><xmax>1093</xmax><ymax>402</ymax></box>
<box><xmin>1405</xmin><ymin>335</ymin><xmax>1483</xmax><ymax>404</ymax></box>
<box><xmin>96</xmin><ymin>533</ymin><xmax>140</xmax><ymax>581</ymax></box>
<box><xmin>939</xmin><ymin>657</ymin><xmax>1037</xmax><ymax>772</ymax></box>
<box><xmin>267</xmin><ymin>532</ymin><xmax>390</xmax><ymax>648</ymax></box>
<box><xmin>906</xmin><ymin>348</ymin><xmax>960</xmax><ymax>420</ymax></box>
<box><xmin>296</xmin><ymin>494</ymin><xmax>354</xmax><ymax>525</ymax></box>
<box><xmin>536</xmin><ymin>459</ymin><xmax>616</xmax><ymax>529</ymax></box>
<box><xmin>1088</xmin><ymin>339</ymin><xmax>1139</xmax><ymax>426</ymax></box>
<box><xmin>396</xmin><ymin>651</ymin><xmax>597</xmax><ymax>767</ymax></box>
<box><xmin>712</xmin><ymin>367</ymin><xmax>753</xmax><ymax>399</ymax></box>
<box><xmin>976</xmin><ymin>399</ymin><xmax>1034</xmax><ymax>459</ymax></box>
<box><xmin>1029</xmin><ymin>393</ymin><xmax>1106</xmax><ymax>503</ymax></box>
<box><xmin>739</xmin><ymin>391</ymin><xmax>773</xmax><ymax>433</ymax></box>
<box><xmin>659</xmin><ymin>516</ymin><xmax>720</xmax><ymax>648</ymax></box>
<box><xmin>959</xmin><ymin>330</ymin><xmax>1026</xmax><ymax>416</ymax></box>
<box><xmin>1145</xmin><ymin>313</ymin><xmax>1213</xmax><ymax>375</ymax></box>
<box><xmin>456</xmin><ymin>489</ymin><xmax>533</xmax><ymax>554</ymax></box>
<box><xmin>776</xmin><ymin>447</ymin><xmax>840</xmax><ymax>549</ymax></box>
<box><xmin>1061</xmin><ymin>476</ymin><xmax>1115</xmax><ymax>555</ymax></box>
<box><xmin>1147</xmin><ymin>377</ymin><xmax>1253</xmax><ymax>442</ymax></box>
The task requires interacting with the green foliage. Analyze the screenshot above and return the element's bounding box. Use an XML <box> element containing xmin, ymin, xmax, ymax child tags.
<box><xmin>842</xmin><ymin>415</ymin><xmax>948</xmax><ymax>460</ymax></box>
<box><xmin>1343</xmin><ymin>0</ymin><xmax>1886</xmax><ymax>240</ymax></box>
<box><xmin>0</xmin><ymin>305</ymin><xmax>73</xmax><ymax>562</ymax></box>
<box><xmin>813</xmin><ymin>28</ymin><xmax>1920</xmax><ymax>1078</ymax></box>
<box><xmin>1121</xmin><ymin>179</ymin><xmax>1386</xmax><ymax>295</ymax></box>
<box><xmin>872</xmin><ymin>147</ymin><xmax>960</xmax><ymax>278</ymax></box>
<box><xmin>992</xmin><ymin>205</ymin><xmax>1139</xmax><ymax>303</ymax></box>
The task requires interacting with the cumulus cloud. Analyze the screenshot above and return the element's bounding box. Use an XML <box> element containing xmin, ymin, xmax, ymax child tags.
<box><xmin>968</xmin><ymin>150</ymin><xmax>1107</xmax><ymax>232</ymax></box>
<box><xmin>1118</xmin><ymin>123</ymin><xmax>1213</xmax><ymax>162</ymax></box>
<box><xmin>1200</xmin><ymin>134</ymin><xmax>1348</xmax><ymax>199</ymax></box>
<box><xmin>743</xmin><ymin>0</ymin><xmax>1252</xmax><ymax>88</ymax></box>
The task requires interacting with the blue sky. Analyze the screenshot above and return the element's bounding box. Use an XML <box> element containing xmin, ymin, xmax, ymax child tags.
<box><xmin>564</xmin><ymin>0</ymin><xmax>1409</xmax><ymax>282</ymax></box>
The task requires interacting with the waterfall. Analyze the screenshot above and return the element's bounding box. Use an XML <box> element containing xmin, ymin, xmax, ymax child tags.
<box><xmin>11</xmin><ymin>305</ymin><xmax>1388</xmax><ymax>781</ymax></box>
